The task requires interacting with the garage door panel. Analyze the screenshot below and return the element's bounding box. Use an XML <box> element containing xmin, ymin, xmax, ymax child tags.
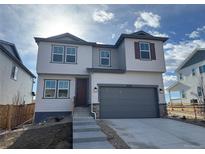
<box><xmin>100</xmin><ymin>86</ymin><xmax>159</xmax><ymax>118</ymax></box>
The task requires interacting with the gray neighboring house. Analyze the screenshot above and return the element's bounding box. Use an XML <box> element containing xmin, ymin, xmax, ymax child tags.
<box><xmin>167</xmin><ymin>48</ymin><xmax>205</xmax><ymax>104</ymax></box>
<box><xmin>0</xmin><ymin>40</ymin><xmax>36</xmax><ymax>105</ymax></box>
<box><xmin>34</xmin><ymin>31</ymin><xmax>168</xmax><ymax>123</ymax></box>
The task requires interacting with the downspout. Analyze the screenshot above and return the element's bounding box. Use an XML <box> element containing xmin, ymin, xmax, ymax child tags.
<box><xmin>91</xmin><ymin>103</ymin><xmax>96</xmax><ymax>120</ymax></box>
<box><xmin>89</xmin><ymin>74</ymin><xmax>96</xmax><ymax>119</ymax></box>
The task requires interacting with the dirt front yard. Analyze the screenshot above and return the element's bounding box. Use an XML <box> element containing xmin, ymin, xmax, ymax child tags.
<box><xmin>0</xmin><ymin>120</ymin><xmax>72</xmax><ymax>149</ymax></box>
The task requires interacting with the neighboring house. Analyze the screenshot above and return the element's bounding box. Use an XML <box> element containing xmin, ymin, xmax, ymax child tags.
<box><xmin>0</xmin><ymin>40</ymin><xmax>36</xmax><ymax>105</ymax></box>
<box><xmin>167</xmin><ymin>48</ymin><xmax>205</xmax><ymax>104</ymax></box>
<box><xmin>34</xmin><ymin>31</ymin><xmax>168</xmax><ymax>123</ymax></box>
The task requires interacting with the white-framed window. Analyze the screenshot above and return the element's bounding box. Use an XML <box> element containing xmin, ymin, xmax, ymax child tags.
<box><xmin>181</xmin><ymin>90</ymin><xmax>186</xmax><ymax>98</ymax></box>
<box><xmin>100</xmin><ymin>50</ymin><xmax>111</xmax><ymax>66</ymax></box>
<box><xmin>139</xmin><ymin>42</ymin><xmax>151</xmax><ymax>60</ymax></box>
<box><xmin>192</xmin><ymin>68</ymin><xmax>196</xmax><ymax>76</ymax></box>
<box><xmin>52</xmin><ymin>45</ymin><xmax>64</xmax><ymax>63</ymax></box>
<box><xmin>11</xmin><ymin>65</ymin><xmax>18</xmax><ymax>80</ymax></box>
<box><xmin>44</xmin><ymin>80</ymin><xmax>57</xmax><ymax>98</ymax></box>
<box><xmin>65</xmin><ymin>47</ymin><xmax>77</xmax><ymax>63</ymax></box>
<box><xmin>57</xmin><ymin>80</ymin><xmax>70</xmax><ymax>98</ymax></box>
<box><xmin>179</xmin><ymin>73</ymin><xmax>183</xmax><ymax>80</ymax></box>
<box><xmin>197</xmin><ymin>87</ymin><xmax>202</xmax><ymax>97</ymax></box>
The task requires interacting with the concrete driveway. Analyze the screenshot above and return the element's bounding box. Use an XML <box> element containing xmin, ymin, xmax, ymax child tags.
<box><xmin>104</xmin><ymin>118</ymin><xmax>205</xmax><ymax>149</ymax></box>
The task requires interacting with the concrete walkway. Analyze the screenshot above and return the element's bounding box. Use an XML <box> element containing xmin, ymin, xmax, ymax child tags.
<box><xmin>73</xmin><ymin>107</ymin><xmax>113</xmax><ymax>149</ymax></box>
<box><xmin>105</xmin><ymin>118</ymin><xmax>205</xmax><ymax>149</ymax></box>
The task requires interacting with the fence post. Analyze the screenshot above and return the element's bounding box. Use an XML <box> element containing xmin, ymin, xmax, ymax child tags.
<box><xmin>193</xmin><ymin>104</ymin><xmax>197</xmax><ymax>120</ymax></box>
<box><xmin>7</xmin><ymin>105</ymin><xmax>13</xmax><ymax>130</ymax></box>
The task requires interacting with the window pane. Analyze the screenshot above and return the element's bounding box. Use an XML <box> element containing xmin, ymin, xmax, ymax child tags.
<box><xmin>101</xmin><ymin>58</ymin><xmax>109</xmax><ymax>65</ymax></box>
<box><xmin>59</xmin><ymin>81</ymin><xmax>69</xmax><ymax>89</ymax></box>
<box><xmin>45</xmin><ymin>80</ymin><xmax>56</xmax><ymax>88</ymax></box>
<box><xmin>101</xmin><ymin>51</ymin><xmax>110</xmax><ymax>58</ymax></box>
<box><xmin>141</xmin><ymin>51</ymin><xmax>150</xmax><ymax>59</ymax></box>
<box><xmin>58</xmin><ymin>89</ymin><xmax>68</xmax><ymax>98</ymax></box>
<box><xmin>66</xmin><ymin>55</ymin><xmax>76</xmax><ymax>63</ymax></box>
<box><xmin>45</xmin><ymin>89</ymin><xmax>55</xmax><ymax>98</ymax></box>
<box><xmin>67</xmin><ymin>48</ymin><xmax>76</xmax><ymax>55</ymax></box>
<box><xmin>140</xmin><ymin>43</ymin><xmax>149</xmax><ymax>50</ymax></box>
<box><xmin>53</xmin><ymin>54</ymin><xmax>63</xmax><ymax>62</ymax></box>
<box><xmin>53</xmin><ymin>46</ymin><xmax>63</xmax><ymax>54</ymax></box>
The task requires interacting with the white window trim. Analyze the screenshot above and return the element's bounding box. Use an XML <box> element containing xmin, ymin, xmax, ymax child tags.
<box><xmin>65</xmin><ymin>47</ymin><xmax>77</xmax><ymax>63</ymax></box>
<box><xmin>44</xmin><ymin>80</ymin><xmax>57</xmax><ymax>98</ymax></box>
<box><xmin>100</xmin><ymin>50</ymin><xmax>111</xmax><ymax>66</ymax></box>
<box><xmin>57</xmin><ymin>80</ymin><xmax>70</xmax><ymax>98</ymax></box>
<box><xmin>11</xmin><ymin>65</ymin><xmax>18</xmax><ymax>81</ymax></box>
<box><xmin>52</xmin><ymin>45</ymin><xmax>64</xmax><ymax>63</ymax></box>
<box><xmin>139</xmin><ymin>42</ymin><xmax>151</xmax><ymax>60</ymax></box>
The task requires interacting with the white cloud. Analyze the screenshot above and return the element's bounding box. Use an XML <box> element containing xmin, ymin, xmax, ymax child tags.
<box><xmin>164</xmin><ymin>39</ymin><xmax>205</xmax><ymax>72</ymax></box>
<box><xmin>163</xmin><ymin>74</ymin><xmax>177</xmax><ymax>89</ymax></box>
<box><xmin>111</xmin><ymin>33</ymin><xmax>115</xmax><ymax>39</ymax></box>
<box><xmin>96</xmin><ymin>42</ymin><xmax>104</xmax><ymax>44</ymax></box>
<box><xmin>148</xmin><ymin>31</ymin><xmax>169</xmax><ymax>37</ymax></box>
<box><xmin>125</xmin><ymin>29</ymin><xmax>132</xmax><ymax>34</ymax></box>
<box><xmin>0</xmin><ymin>32</ymin><xmax>5</xmax><ymax>39</ymax></box>
<box><xmin>188</xmin><ymin>31</ymin><xmax>200</xmax><ymax>39</ymax></box>
<box><xmin>186</xmin><ymin>26</ymin><xmax>205</xmax><ymax>39</ymax></box>
<box><xmin>119</xmin><ymin>21</ymin><xmax>128</xmax><ymax>29</ymax></box>
<box><xmin>92</xmin><ymin>10</ymin><xmax>114</xmax><ymax>23</ymax></box>
<box><xmin>134</xmin><ymin>11</ymin><xmax>161</xmax><ymax>30</ymax></box>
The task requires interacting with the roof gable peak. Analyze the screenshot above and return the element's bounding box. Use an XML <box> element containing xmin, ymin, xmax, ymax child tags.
<box><xmin>47</xmin><ymin>33</ymin><xmax>87</xmax><ymax>43</ymax></box>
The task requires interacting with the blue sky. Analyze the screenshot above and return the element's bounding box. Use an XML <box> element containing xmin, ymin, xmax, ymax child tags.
<box><xmin>1</xmin><ymin>4</ymin><xmax>205</xmax><ymax>102</ymax></box>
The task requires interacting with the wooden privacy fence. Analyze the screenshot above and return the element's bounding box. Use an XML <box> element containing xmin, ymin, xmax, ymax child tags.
<box><xmin>0</xmin><ymin>103</ymin><xmax>35</xmax><ymax>130</ymax></box>
<box><xmin>167</xmin><ymin>103</ymin><xmax>205</xmax><ymax>120</ymax></box>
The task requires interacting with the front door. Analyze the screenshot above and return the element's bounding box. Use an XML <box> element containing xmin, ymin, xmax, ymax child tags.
<box><xmin>75</xmin><ymin>78</ymin><xmax>88</xmax><ymax>106</ymax></box>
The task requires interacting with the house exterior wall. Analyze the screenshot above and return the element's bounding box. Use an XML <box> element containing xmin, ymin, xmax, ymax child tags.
<box><xmin>92</xmin><ymin>47</ymin><xmax>120</xmax><ymax>69</ymax></box>
<box><xmin>0</xmin><ymin>51</ymin><xmax>33</xmax><ymax>105</ymax></box>
<box><xmin>176</xmin><ymin>60</ymin><xmax>205</xmax><ymax>103</ymax></box>
<box><xmin>35</xmin><ymin>74</ymin><xmax>76</xmax><ymax>112</ymax></box>
<box><xmin>117</xmin><ymin>41</ymin><xmax>126</xmax><ymax>70</ymax></box>
<box><xmin>124</xmin><ymin>38</ymin><xmax>166</xmax><ymax>72</ymax></box>
<box><xmin>36</xmin><ymin>42</ymin><xmax>92</xmax><ymax>75</ymax></box>
<box><xmin>90</xmin><ymin>72</ymin><xmax>166</xmax><ymax>105</ymax></box>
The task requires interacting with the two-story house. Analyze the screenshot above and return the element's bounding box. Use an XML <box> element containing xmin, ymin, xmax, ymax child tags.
<box><xmin>34</xmin><ymin>31</ymin><xmax>168</xmax><ymax>123</ymax></box>
<box><xmin>167</xmin><ymin>48</ymin><xmax>205</xmax><ymax>104</ymax></box>
<box><xmin>0</xmin><ymin>40</ymin><xmax>36</xmax><ymax>105</ymax></box>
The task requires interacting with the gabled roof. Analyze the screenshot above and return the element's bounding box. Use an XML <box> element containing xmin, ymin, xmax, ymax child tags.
<box><xmin>0</xmin><ymin>40</ymin><xmax>36</xmax><ymax>78</ymax></box>
<box><xmin>34</xmin><ymin>30</ymin><xmax>169</xmax><ymax>48</ymax></box>
<box><xmin>0</xmin><ymin>40</ymin><xmax>22</xmax><ymax>62</ymax></box>
<box><xmin>47</xmin><ymin>33</ymin><xmax>88</xmax><ymax>43</ymax></box>
<box><xmin>176</xmin><ymin>48</ymin><xmax>205</xmax><ymax>72</ymax></box>
<box><xmin>115</xmin><ymin>31</ymin><xmax>168</xmax><ymax>47</ymax></box>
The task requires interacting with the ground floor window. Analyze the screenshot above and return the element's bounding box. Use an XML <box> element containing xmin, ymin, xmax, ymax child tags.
<box><xmin>44</xmin><ymin>79</ymin><xmax>70</xmax><ymax>99</ymax></box>
<box><xmin>57</xmin><ymin>80</ymin><xmax>70</xmax><ymax>98</ymax></box>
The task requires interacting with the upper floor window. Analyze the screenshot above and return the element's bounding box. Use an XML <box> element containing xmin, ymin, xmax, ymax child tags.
<box><xmin>100</xmin><ymin>50</ymin><xmax>110</xmax><ymax>66</ymax></box>
<box><xmin>139</xmin><ymin>42</ymin><xmax>151</xmax><ymax>60</ymax></box>
<box><xmin>199</xmin><ymin>65</ymin><xmax>205</xmax><ymax>74</ymax></box>
<box><xmin>65</xmin><ymin>47</ymin><xmax>77</xmax><ymax>63</ymax></box>
<box><xmin>192</xmin><ymin>68</ymin><xmax>196</xmax><ymax>76</ymax></box>
<box><xmin>52</xmin><ymin>46</ymin><xmax>64</xmax><ymax>63</ymax></box>
<box><xmin>11</xmin><ymin>65</ymin><xmax>18</xmax><ymax>80</ymax></box>
<box><xmin>44</xmin><ymin>80</ymin><xmax>57</xmax><ymax>98</ymax></box>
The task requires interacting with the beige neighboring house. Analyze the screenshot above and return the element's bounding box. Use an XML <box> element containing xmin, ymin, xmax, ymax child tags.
<box><xmin>0</xmin><ymin>40</ymin><xmax>36</xmax><ymax>105</ymax></box>
<box><xmin>167</xmin><ymin>48</ymin><xmax>205</xmax><ymax>104</ymax></box>
<box><xmin>34</xmin><ymin>31</ymin><xmax>168</xmax><ymax>123</ymax></box>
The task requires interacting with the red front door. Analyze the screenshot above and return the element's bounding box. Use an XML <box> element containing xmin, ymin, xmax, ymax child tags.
<box><xmin>75</xmin><ymin>78</ymin><xmax>88</xmax><ymax>106</ymax></box>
